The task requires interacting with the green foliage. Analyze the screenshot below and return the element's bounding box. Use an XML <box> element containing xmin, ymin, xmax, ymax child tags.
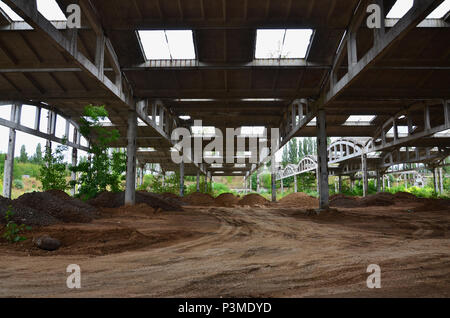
<box><xmin>31</xmin><ymin>143</ymin><xmax>43</xmax><ymax>165</ymax></box>
<box><xmin>2</xmin><ymin>206</ymin><xmax>31</xmax><ymax>243</ymax></box>
<box><xmin>13</xmin><ymin>179</ymin><xmax>24</xmax><ymax>189</ymax></box>
<box><xmin>70</xmin><ymin>105</ymin><xmax>126</xmax><ymax>200</ymax></box>
<box><xmin>19</xmin><ymin>145</ymin><xmax>28</xmax><ymax>163</ymax></box>
<box><xmin>39</xmin><ymin>142</ymin><xmax>69</xmax><ymax>192</ymax></box>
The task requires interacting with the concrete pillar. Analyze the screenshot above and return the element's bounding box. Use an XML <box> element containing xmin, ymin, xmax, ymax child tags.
<box><xmin>204</xmin><ymin>173</ymin><xmax>208</xmax><ymax>192</ymax></box>
<box><xmin>376</xmin><ymin>170</ymin><xmax>381</xmax><ymax>193</ymax></box>
<box><xmin>2</xmin><ymin>103</ymin><xmax>20</xmax><ymax>199</ymax></box>
<box><xmin>271</xmin><ymin>172</ymin><xmax>276</xmax><ymax>202</ymax></box>
<box><xmin>404</xmin><ymin>173</ymin><xmax>408</xmax><ymax>190</ymax></box>
<box><xmin>139</xmin><ymin>164</ymin><xmax>145</xmax><ymax>186</ymax></box>
<box><xmin>162</xmin><ymin>171</ymin><xmax>166</xmax><ymax>188</ymax></box>
<box><xmin>316</xmin><ymin>166</ymin><xmax>320</xmax><ymax>194</ymax></box>
<box><xmin>125</xmin><ymin>111</ymin><xmax>137</xmax><ymax>205</ymax></box>
<box><xmin>179</xmin><ymin>161</ymin><xmax>185</xmax><ymax>197</ymax></box>
<box><xmin>209</xmin><ymin>173</ymin><xmax>213</xmax><ymax>193</ymax></box>
<box><xmin>71</xmin><ymin>129</ymin><xmax>78</xmax><ymax>196</ymax></box>
<box><xmin>433</xmin><ymin>168</ymin><xmax>438</xmax><ymax>194</ymax></box>
<box><xmin>382</xmin><ymin>175</ymin><xmax>385</xmax><ymax>192</ymax></box>
<box><xmin>316</xmin><ymin>109</ymin><xmax>329</xmax><ymax>209</ymax></box>
<box><xmin>338</xmin><ymin>175</ymin><xmax>342</xmax><ymax>193</ymax></box>
<box><xmin>294</xmin><ymin>174</ymin><xmax>298</xmax><ymax>193</ymax></box>
<box><xmin>196</xmin><ymin>170</ymin><xmax>200</xmax><ymax>192</ymax></box>
<box><xmin>350</xmin><ymin>177</ymin><xmax>355</xmax><ymax>190</ymax></box>
<box><xmin>387</xmin><ymin>175</ymin><xmax>391</xmax><ymax>189</ymax></box>
<box><xmin>439</xmin><ymin>168</ymin><xmax>444</xmax><ymax>194</ymax></box>
<box><xmin>257</xmin><ymin>173</ymin><xmax>260</xmax><ymax>193</ymax></box>
<box><xmin>280</xmin><ymin>178</ymin><xmax>284</xmax><ymax>193</ymax></box>
<box><xmin>361</xmin><ymin>154</ymin><xmax>368</xmax><ymax>197</ymax></box>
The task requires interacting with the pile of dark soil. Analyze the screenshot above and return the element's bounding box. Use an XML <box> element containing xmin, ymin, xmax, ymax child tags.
<box><xmin>156</xmin><ymin>192</ymin><xmax>188</xmax><ymax>206</ymax></box>
<box><xmin>238</xmin><ymin>194</ymin><xmax>270</xmax><ymax>207</ymax></box>
<box><xmin>15</xmin><ymin>191</ymin><xmax>99</xmax><ymax>223</ymax></box>
<box><xmin>182</xmin><ymin>192</ymin><xmax>216</xmax><ymax>206</ymax></box>
<box><xmin>330</xmin><ymin>193</ymin><xmax>395</xmax><ymax>208</ymax></box>
<box><xmin>0</xmin><ymin>196</ymin><xmax>58</xmax><ymax>226</ymax></box>
<box><xmin>215</xmin><ymin>193</ymin><xmax>239</xmax><ymax>207</ymax></box>
<box><xmin>88</xmin><ymin>191</ymin><xmax>183</xmax><ymax>211</ymax></box>
<box><xmin>278</xmin><ymin>193</ymin><xmax>318</xmax><ymax>207</ymax></box>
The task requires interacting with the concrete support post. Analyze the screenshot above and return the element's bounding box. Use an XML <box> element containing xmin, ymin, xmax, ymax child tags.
<box><xmin>361</xmin><ymin>154</ymin><xmax>368</xmax><ymax>197</ymax></box>
<box><xmin>338</xmin><ymin>175</ymin><xmax>342</xmax><ymax>193</ymax></box>
<box><xmin>387</xmin><ymin>175</ymin><xmax>391</xmax><ymax>189</ymax></box>
<box><xmin>204</xmin><ymin>173</ymin><xmax>208</xmax><ymax>192</ymax></box>
<box><xmin>316</xmin><ymin>109</ymin><xmax>329</xmax><ymax>209</ymax></box>
<box><xmin>382</xmin><ymin>175</ymin><xmax>385</xmax><ymax>192</ymax></box>
<box><xmin>271</xmin><ymin>154</ymin><xmax>276</xmax><ymax>202</ymax></box>
<box><xmin>139</xmin><ymin>164</ymin><xmax>145</xmax><ymax>186</ymax></box>
<box><xmin>162</xmin><ymin>171</ymin><xmax>166</xmax><ymax>188</ymax></box>
<box><xmin>2</xmin><ymin>103</ymin><xmax>20</xmax><ymax>199</ymax></box>
<box><xmin>280</xmin><ymin>178</ymin><xmax>284</xmax><ymax>193</ymax></box>
<box><xmin>125</xmin><ymin>112</ymin><xmax>137</xmax><ymax>205</ymax></box>
<box><xmin>439</xmin><ymin>168</ymin><xmax>444</xmax><ymax>194</ymax></box>
<box><xmin>316</xmin><ymin>166</ymin><xmax>320</xmax><ymax>194</ymax></box>
<box><xmin>71</xmin><ymin>129</ymin><xmax>78</xmax><ymax>196</ymax></box>
<box><xmin>180</xmin><ymin>161</ymin><xmax>185</xmax><ymax>197</ymax></box>
<box><xmin>209</xmin><ymin>173</ymin><xmax>213</xmax><ymax>193</ymax></box>
<box><xmin>294</xmin><ymin>174</ymin><xmax>298</xmax><ymax>193</ymax></box>
<box><xmin>257</xmin><ymin>173</ymin><xmax>260</xmax><ymax>193</ymax></box>
<box><xmin>376</xmin><ymin>170</ymin><xmax>381</xmax><ymax>193</ymax></box>
<box><xmin>433</xmin><ymin>168</ymin><xmax>438</xmax><ymax>194</ymax></box>
<box><xmin>404</xmin><ymin>174</ymin><xmax>408</xmax><ymax>190</ymax></box>
<box><xmin>196</xmin><ymin>170</ymin><xmax>200</xmax><ymax>192</ymax></box>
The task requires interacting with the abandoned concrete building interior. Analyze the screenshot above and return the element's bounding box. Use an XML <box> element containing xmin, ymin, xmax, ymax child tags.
<box><xmin>0</xmin><ymin>0</ymin><xmax>449</xmax><ymax>298</ymax></box>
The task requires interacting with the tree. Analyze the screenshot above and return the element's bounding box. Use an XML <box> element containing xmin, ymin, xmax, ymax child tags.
<box><xmin>39</xmin><ymin>141</ymin><xmax>69</xmax><ymax>191</ymax></box>
<box><xmin>70</xmin><ymin>105</ymin><xmax>126</xmax><ymax>200</ymax></box>
<box><xmin>303</xmin><ymin>138</ymin><xmax>309</xmax><ymax>157</ymax></box>
<box><xmin>288</xmin><ymin>139</ymin><xmax>298</xmax><ymax>164</ymax></box>
<box><xmin>298</xmin><ymin>139</ymin><xmax>304</xmax><ymax>160</ymax></box>
<box><xmin>19</xmin><ymin>145</ymin><xmax>28</xmax><ymax>163</ymax></box>
<box><xmin>33</xmin><ymin>143</ymin><xmax>43</xmax><ymax>164</ymax></box>
<box><xmin>281</xmin><ymin>145</ymin><xmax>289</xmax><ymax>168</ymax></box>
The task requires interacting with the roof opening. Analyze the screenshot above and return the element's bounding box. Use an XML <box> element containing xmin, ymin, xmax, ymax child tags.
<box><xmin>387</xmin><ymin>0</ymin><xmax>413</xmax><ymax>19</ymax></box>
<box><xmin>37</xmin><ymin>0</ymin><xmax>67</xmax><ymax>21</ymax></box>
<box><xmin>255</xmin><ymin>29</ymin><xmax>313</xmax><ymax>59</ymax></box>
<box><xmin>427</xmin><ymin>0</ymin><xmax>450</xmax><ymax>19</ymax></box>
<box><xmin>137</xmin><ymin>30</ymin><xmax>196</xmax><ymax>60</ymax></box>
<box><xmin>0</xmin><ymin>1</ymin><xmax>23</xmax><ymax>21</ymax></box>
<box><xmin>344</xmin><ymin>115</ymin><xmax>376</xmax><ymax>125</ymax></box>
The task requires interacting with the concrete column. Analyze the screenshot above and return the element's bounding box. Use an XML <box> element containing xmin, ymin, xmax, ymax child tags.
<box><xmin>2</xmin><ymin>104</ymin><xmax>20</xmax><ymax>199</ymax></box>
<box><xmin>125</xmin><ymin>111</ymin><xmax>137</xmax><ymax>205</ymax></box>
<box><xmin>439</xmin><ymin>168</ymin><xmax>444</xmax><ymax>194</ymax></box>
<box><xmin>316</xmin><ymin>109</ymin><xmax>329</xmax><ymax>209</ymax></box>
<box><xmin>294</xmin><ymin>174</ymin><xmax>298</xmax><ymax>193</ymax></box>
<box><xmin>316</xmin><ymin>166</ymin><xmax>320</xmax><ymax>194</ymax></box>
<box><xmin>71</xmin><ymin>129</ymin><xmax>78</xmax><ymax>196</ymax></box>
<box><xmin>338</xmin><ymin>175</ymin><xmax>342</xmax><ymax>193</ymax></box>
<box><xmin>257</xmin><ymin>173</ymin><xmax>260</xmax><ymax>193</ymax></box>
<box><xmin>139</xmin><ymin>164</ymin><xmax>145</xmax><ymax>186</ymax></box>
<box><xmin>209</xmin><ymin>173</ymin><xmax>213</xmax><ymax>193</ymax></box>
<box><xmin>382</xmin><ymin>175</ymin><xmax>385</xmax><ymax>192</ymax></box>
<box><xmin>361</xmin><ymin>154</ymin><xmax>368</xmax><ymax>197</ymax></box>
<box><xmin>387</xmin><ymin>175</ymin><xmax>391</xmax><ymax>189</ymax></box>
<box><xmin>404</xmin><ymin>173</ymin><xmax>408</xmax><ymax>190</ymax></box>
<box><xmin>433</xmin><ymin>168</ymin><xmax>438</xmax><ymax>194</ymax></box>
<box><xmin>376</xmin><ymin>170</ymin><xmax>381</xmax><ymax>193</ymax></box>
<box><xmin>196</xmin><ymin>170</ymin><xmax>200</xmax><ymax>192</ymax></box>
<box><xmin>350</xmin><ymin>177</ymin><xmax>355</xmax><ymax>191</ymax></box>
<box><xmin>204</xmin><ymin>173</ymin><xmax>208</xmax><ymax>192</ymax></box>
<box><xmin>271</xmin><ymin>172</ymin><xmax>276</xmax><ymax>202</ymax></box>
<box><xmin>162</xmin><ymin>171</ymin><xmax>166</xmax><ymax>188</ymax></box>
<box><xmin>180</xmin><ymin>161</ymin><xmax>185</xmax><ymax>197</ymax></box>
<box><xmin>280</xmin><ymin>178</ymin><xmax>284</xmax><ymax>193</ymax></box>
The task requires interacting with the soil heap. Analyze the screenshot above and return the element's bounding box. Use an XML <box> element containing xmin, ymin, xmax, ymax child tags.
<box><xmin>238</xmin><ymin>194</ymin><xmax>270</xmax><ymax>207</ymax></box>
<box><xmin>215</xmin><ymin>193</ymin><xmax>240</xmax><ymax>207</ymax></box>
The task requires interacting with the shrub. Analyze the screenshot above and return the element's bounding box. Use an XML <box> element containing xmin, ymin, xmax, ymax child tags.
<box><xmin>39</xmin><ymin>142</ymin><xmax>69</xmax><ymax>192</ymax></box>
<box><xmin>13</xmin><ymin>179</ymin><xmax>24</xmax><ymax>189</ymax></box>
<box><xmin>2</xmin><ymin>206</ymin><xmax>31</xmax><ymax>243</ymax></box>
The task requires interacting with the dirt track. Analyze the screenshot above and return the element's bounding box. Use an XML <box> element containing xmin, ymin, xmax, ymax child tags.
<box><xmin>0</xmin><ymin>202</ymin><xmax>449</xmax><ymax>297</ymax></box>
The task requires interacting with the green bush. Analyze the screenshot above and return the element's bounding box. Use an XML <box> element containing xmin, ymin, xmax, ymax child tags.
<box><xmin>2</xmin><ymin>206</ymin><xmax>31</xmax><ymax>243</ymax></box>
<box><xmin>13</xmin><ymin>179</ymin><xmax>24</xmax><ymax>189</ymax></box>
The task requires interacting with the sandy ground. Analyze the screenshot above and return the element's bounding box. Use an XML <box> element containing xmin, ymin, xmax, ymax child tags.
<box><xmin>0</xmin><ymin>202</ymin><xmax>449</xmax><ymax>298</ymax></box>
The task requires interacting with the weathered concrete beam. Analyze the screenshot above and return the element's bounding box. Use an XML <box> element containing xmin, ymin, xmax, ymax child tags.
<box><xmin>2</xmin><ymin>103</ymin><xmax>20</xmax><ymax>199</ymax></box>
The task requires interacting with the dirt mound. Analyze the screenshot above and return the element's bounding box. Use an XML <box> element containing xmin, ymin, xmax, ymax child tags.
<box><xmin>101</xmin><ymin>203</ymin><xmax>156</xmax><ymax>216</ymax></box>
<box><xmin>238</xmin><ymin>194</ymin><xmax>270</xmax><ymax>207</ymax></box>
<box><xmin>394</xmin><ymin>192</ymin><xmax>421</xmax><ymax>202</ymax></box>
<box><xmin>15</xmin><ymin>191</ymin><xmax>98</xmax><ymax>223</ymax></box>
<box><xmin>278</xmin><ymin>193</ymin><xmax>318</xmax><ymax>208</ymax></box>
<box><xmin>330</xmin><ymin>193</ymin><xmax>396</xmax><ymax>208</ymax></box>
<box><xmin>156</xmin><ymin>192</ymin><xmax>188</xmax><ymax>206</ymax></box>
<box><xmin>330</xmin><ymin>194</ymin><xmax>360</xmax><ymax>208</ymax></box>
<box><xmin>412</xmin><ymin>198</ymin><xmax>450</xmax><ymax>212</ymax></box>
<box><xmin>88</xmin><ymin>191</ymin><xmax>183</xmax><ymax>211</ymax></box>
<box><xmin>0</xmin><ymin>196</ymin><xmax>58</xmax><ymax>226</ymax></box>
<box><xmin>215</xmin><ymin>193</ymin><xmax>239</xmax><ymax>207</ymax></box>
<box><xmin>360</xmin><ymin>193</ymin><xmax>395</xmax><ymax>207</ymax></box>
<box><xmin>183</xmin><ymin>192</ymin><xmax>216</xmax><ymax>206</ymax></box>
